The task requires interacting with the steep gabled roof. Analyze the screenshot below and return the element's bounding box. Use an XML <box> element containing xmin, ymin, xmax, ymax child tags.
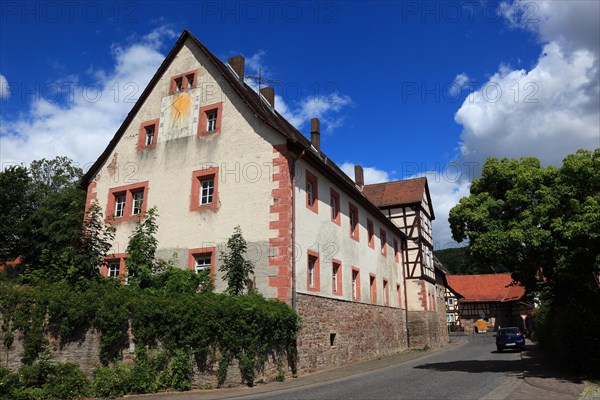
<box><xmin>81</xmin><ymin>29</ymin><xmax>407</xmax><ymax>240</ymax></box>
<box><xmin>363</xmin><ymin>177</ymin><xmax>434</xmax><ymax>219</ymax></box>
<box><xmin>446</xmin><ymin>274</ymin><xmax>525</xmax><ymax>303</ymax></box>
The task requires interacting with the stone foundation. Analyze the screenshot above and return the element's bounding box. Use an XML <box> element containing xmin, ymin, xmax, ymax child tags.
<box><xmin>295</xmin><ymin>293</ymin><xmax>409</xmax><ymax>373</ymax></box>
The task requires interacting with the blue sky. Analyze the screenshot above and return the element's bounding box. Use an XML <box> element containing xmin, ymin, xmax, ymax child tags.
<box><xmin>1</xmin><ymin>1</ymin><xmax>599</xmax><ymax>248</ymax></box>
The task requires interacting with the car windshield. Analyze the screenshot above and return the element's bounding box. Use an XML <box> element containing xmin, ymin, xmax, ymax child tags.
<box><xmin>498</xmin><ymin>328</ymin><xmax>520</xmax><ymax>336</ymax></box>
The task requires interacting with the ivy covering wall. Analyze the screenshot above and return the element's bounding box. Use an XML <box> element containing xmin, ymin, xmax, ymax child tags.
<box><xmin>0</xmin><ymin>280</ymin><xmax>300</xmax><ymax>398</ymax></box>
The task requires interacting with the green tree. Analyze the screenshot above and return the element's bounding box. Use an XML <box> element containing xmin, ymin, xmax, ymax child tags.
<box><xmin>21</xmin><ymin>188</ymin><xmax>86</xmax><ymax>283</ymax></box>
<box><xmin>66</xmin><ymin>205</ymin><xmax>116</xmax><ymax>287</ymax></box>
<box><xmin>0</xmin><ymin>165</ymin><xmax>32</xmax><ymax>261</ymax></box>
<box><xmin>126</xmin><ymin>207</ymin><xmax>159</xmax><ymax>288</ymax></box>
<box><xmin>449</xmin><ymin>149</ymin><xmax>600</xmax><ymax>374</ymax></box>
<box><xmin>28</xmin><ymin>156</ymin><xmax>83</xmax><ymax>202</ymax></box>
<box><xmin>219</xmin><ymin>226</ymin><xmax>255</xmax><ymax>295</ymax></box>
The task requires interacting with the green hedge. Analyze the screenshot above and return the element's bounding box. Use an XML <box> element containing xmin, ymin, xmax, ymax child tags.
<box><xmin>0</xmin><ymin>279</ymin><xmax>300</xmax><ymax>397</ymax></box>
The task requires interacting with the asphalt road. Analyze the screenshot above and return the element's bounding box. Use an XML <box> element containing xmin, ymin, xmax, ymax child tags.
<box><xmin>242</xmin><ymin>334</ymin><xmax>522</xmax><ymax>400</ymax></box>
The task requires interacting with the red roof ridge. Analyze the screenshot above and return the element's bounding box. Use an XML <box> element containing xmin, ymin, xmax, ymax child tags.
<box><xmin>363</xmin><ymin>176</ymin><xmax>426</xmax><ymax>188</ymax></box>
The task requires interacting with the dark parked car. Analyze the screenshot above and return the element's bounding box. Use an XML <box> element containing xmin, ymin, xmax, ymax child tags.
<box><xmin>495</xmin><ymin>327</ymin><xmax>525</xmax><ymax>352</ymax></box>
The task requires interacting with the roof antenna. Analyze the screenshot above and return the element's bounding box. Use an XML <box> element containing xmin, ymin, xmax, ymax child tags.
<box><xmin>245</xmin><ymin>68</ymin><xmax>284</xmax><ymax>108</ymax></box>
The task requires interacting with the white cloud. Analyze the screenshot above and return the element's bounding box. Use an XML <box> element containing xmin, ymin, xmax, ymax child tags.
<box><xmin>339</xmin><ymin>162</ymin><xmax>391</xmax><ymax>184</ymax></box>
<box><xmin>244</xmin><ymin>50</ymin><xmax>267</xmax><ymax>75</ymax></box>
<box><xmin>422</xmin><ymin>172</ymin><xmax>471</xmax><ymax>250</ymax></box>
<box><xmin>499</xmin><ymin>0</ymin><xmax>600</xmax><ymax>55</ymax></box>
<box><xmin>276</xmin><ymin>92</ymin><xmax>353</xmax><ymax>133</ymax></box>
<box><xmin>456</xmin><ymin>0</ymin><xmax>600</xmax><ymax>167</ymax></box>
<box><xmin>242</xmin><ymin>50</ymin><xmax>353</xmax><ymax>133</ymax></box>
<box><xmin>449</xmin><ymin>73</ymin><xmax>470</xmax><ymax>97</ymax></box>
<box><xmin>0</xmin><ymin>74</ymin><xmax>10</xmax><ymax>99</ymax></box>
<box><xmin>0</xmin><ymin>27</ymin><xmax>171</xmax><ymax>169</ymax></box>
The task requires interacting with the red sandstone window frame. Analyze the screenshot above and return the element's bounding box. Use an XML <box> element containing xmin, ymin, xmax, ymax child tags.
<box><xmin>137</xmin><ymin>119</ymin><xmax>160</xmax><ymax>151</ymax></box>
<box><xmin>383</xmin><ymin>278</ymin><xmax>389</xmax><ymax>306</ymax></box>
<box><xmin>187</xmin><ymin>247</ymin><xmax>217</xmax><ymax>279</ymax></box>
<box><xmin>348</xmin><ymin>202</ymin><xmax>359</xmax><ymax>242</ymax></box>
<box><xmin>393</xmin><ymin>238</ymin><xmax>399</xmax><ymax>263</ymax></box>
<box><xmin>198</xmin><ymin>102</ymin><xmax>223</xmax><ymax>136</ymax></box>
<box><xmin>106</xmin><ymin>182</ymin><xmax>149</xmax><ymax>223</ymax></box>
<box><xmin>329</xmin><ymin>188</ymin><xmax>340</xmax><ymax>225</ymax></box>
<box><xmin>190</xmin><ymin>167</ymin><xmax>219</xmax><ymax>212</ymax></box>
<box><xmin>351</xmin><ymin>267</ymin><xmax>361</xmax><ymax>301</ymax></box>
<box><xmin>305</xmin><ymin>170</ymin><xmax>318</xmax><ymax>214</ymax></box>
<box><xmin>101</xmin><ymin>253</ymin><xmax>127</xmax><ymax>283</ymax></box>
<box><xmin>307</xmin><ymin>250</ymin><xmax>320</xmax><ymax>292</ymax></box>
<box><xmin>380</xmin><ymin>228</ymin><xmax>387</xmax><ymax>256</ymax></box>
<box><xmin>169</xmin><ymin>69</ymin><xmax>198</xmax><ymax>95</ymax></box>
<box><xmin>332</xmin><ymin>259</ymin><xmax>342</xmax><ymax>296</ymax></box>
<box><xmin>367</xmin><ymin>219</ymin><xmax>374</xmax><ymax>249</ymax></box>
<box><xmin>370</xmin><ymin>273</ymin><xmax>377</xmax><ymax>304</ymax></box>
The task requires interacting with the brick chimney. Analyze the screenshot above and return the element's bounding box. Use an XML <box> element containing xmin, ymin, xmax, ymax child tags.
<box><xmin>260</xmin><ymin>86</ymin><xmax>275</xmax><ymax>107</ymax></box>
<box><xmin>310</xmin><ymin>118</ymin><xmax>320</xmax><ymax>151</ymax></box>
<box><xmin>227</xmin><ymin>55</ymin><xmax>245</xmax><ymax>80</ymax></box>
<box><xmin>354</xmin><ymin>165</ymin><xmax>364</xmax><ymax>190</ymax></box>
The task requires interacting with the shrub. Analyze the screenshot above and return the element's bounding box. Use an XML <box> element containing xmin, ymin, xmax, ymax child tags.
<box><xmin>90</xmin><ymin>363</ymin><xmax>131</xmax><ymax>399</ymax></box>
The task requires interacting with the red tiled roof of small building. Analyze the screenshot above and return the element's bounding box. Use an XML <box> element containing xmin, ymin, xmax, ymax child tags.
<box><xmin>446</xmin><ymin>273</ymin><xmax>525</xmax><ymax>302</ymax></box>
<box><xmin>363</xmin><ymin>177</ymin><xmax>426</xmax><ymax>207</ymax></box>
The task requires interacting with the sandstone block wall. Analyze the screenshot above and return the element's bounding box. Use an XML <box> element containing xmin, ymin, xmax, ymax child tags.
<box><xmin>296</xmin><ymin>293</ymin><xmax>409</xmax><ymax>373</ymax></box>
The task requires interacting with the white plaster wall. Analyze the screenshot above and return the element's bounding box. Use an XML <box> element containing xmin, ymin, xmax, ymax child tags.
<box><xmin>91</xmin><ymin>38</ymin><xmax>285</xmax><ymax>297</ymax></box>
<box><xmin>294</xmin><ymin>160</ymin><xmax>404</xmax><ymax>307</ymax></box>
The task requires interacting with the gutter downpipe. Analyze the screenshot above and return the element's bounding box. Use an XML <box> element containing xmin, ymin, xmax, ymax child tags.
<box><xmin>290</xmin><ymin>148</ymin><xmax>305</xmax><ymax>311</ymax></box>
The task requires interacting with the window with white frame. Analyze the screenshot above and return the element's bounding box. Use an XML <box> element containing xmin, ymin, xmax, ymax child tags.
<box><xmin>194</xmin><ymin>254</ymin><xmax>212</xmax><ymax>273</ymax></box>
<box><xmin>332</xmin><ymin>263</ymin><xmax>340</xmax><ymax>293</ymax></box>
<box><xmin>115</xmin><ymin>194</ymin><xmax>126</xmax><ymax>218</ymax></box>
<box><xmin>308</xmin><ymin>257</ymin><xmax>316</xmax><ymax>288</ymax></box>
<box><xmin>200</xmin><ymin>178</ymin><xmax>215</xmax><ymax>205</ymax></box>
<box><xmin>306</xmin><ymin>181</ymin><xmax>314</xmax><ymax>207</ymax></box>
<box><xmin>206</xmin><ymin>111</ymin><xmax>218</xmax><ymax>132</ymax></box>
<box><xmin>186</xmin><ymin>73</ymin><xmax>195</xmax><ymax>89</ymax></box>
<box><xmin>352</xmin><ymin>269</ymin><xmax>359</xmax><ymax>299</ymax></box>
<box><xmin>174</xmin><ymin>77</ymin><xmax>184</xmax><ymax>92</ymax></box>
<box><xmin>132</xmin><ymin>191</ymin><xmax>144</xmax><ymax>215</ymax></box>
<box><xmin>107</xmin><ymin>261</ymin><xmax>120</xmax><ymax>278</ymax></box>
<box><xmin>145</xmin><ymin>125</ymin><xmax>155</xmax><ymax>146</ymax></box>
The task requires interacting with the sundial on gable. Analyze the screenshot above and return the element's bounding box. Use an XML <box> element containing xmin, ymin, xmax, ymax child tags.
<box><xmin>159</xmin><ymin>87</ymin><xmax>201</xmax><ymax>142</ymax></box>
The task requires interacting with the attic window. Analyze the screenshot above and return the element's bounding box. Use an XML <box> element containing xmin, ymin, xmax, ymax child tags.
<box><xmin>186</xmin><ymin>73</ymin><xmax>195</xmax><ymax>89</ymax></box>
<box><xmin>206</xmin><ymin>111</ymin><xmax>217</xmax><ymax>132</ymax></box>
<box><xmin>169</xmin><ymin>70</ymin><xmax>198</xmax><ymax>95</ymax></box>
<box><xmin>145</xmin><ymin>125</ymin><xmax>155</xmax><ymax>146</ymax></box>
<box><xmin>137</xmin><ymin>119</ymin><xmax>159</xmax><ymax>151</ymax></box>
<box><xmin>198</xmin><ymin>102</ymin><xmax>223</xmax><ymax>136</ymax></box>
<box><xmin>174</xmin><ymin>77</ymin><xmax>183</xmax><ymax>92</ymax></box>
